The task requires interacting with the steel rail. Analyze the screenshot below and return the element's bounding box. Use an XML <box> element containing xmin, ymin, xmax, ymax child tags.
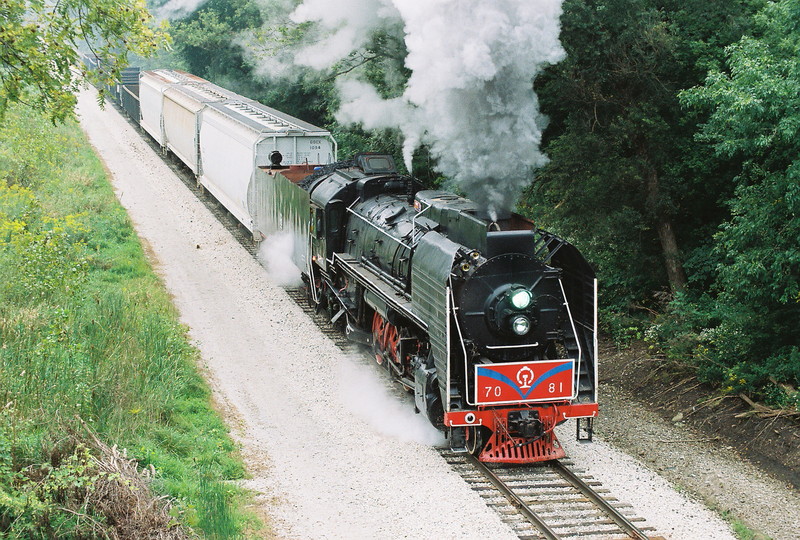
<box><xmin>465</xmin><ymin>454</ymin><xmax>561</xmax><ymax>540</ymax></box>
<box><xmin>550</xmin><ymin>460</ymin><xmax>651</xmax><ymax>540</ymax></box>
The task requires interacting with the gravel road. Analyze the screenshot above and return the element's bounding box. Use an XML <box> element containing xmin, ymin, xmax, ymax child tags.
<box><xmin>77</xmin><ymin>86</ymin><xmax>740</xmax><ymax>539</ymax></box>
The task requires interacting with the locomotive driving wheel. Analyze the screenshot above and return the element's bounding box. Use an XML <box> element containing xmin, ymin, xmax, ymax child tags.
<box><xmin>372</xmin><ymin>313</ymin><xmax>387</xmax><ymax>364</ymax></box>
<box><xmin>371</xmin><ymin>312</ymin><xmax>401</xmax><ymax>367</ymax></box>
<box><xmin>384</xmin><ymin>324</ymin><xmax>400</xmax><ymax>364</ymax></box>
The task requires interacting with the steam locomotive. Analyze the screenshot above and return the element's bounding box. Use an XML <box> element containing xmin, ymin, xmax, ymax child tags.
<box><xmin>102</xmin><ymin>66</ymin><xmax>599</xmax><ymax>463</ymax></box>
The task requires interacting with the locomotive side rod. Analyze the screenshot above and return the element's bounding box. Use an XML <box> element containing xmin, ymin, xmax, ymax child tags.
<box><xmin>465</xmin><ymin>454</ymin><xmax>561</xmax><ymax>540</ymax></box>
<box><xmin>549</xmin><ymin>460</ymin><xmax>652</xmax><ymax>540</ymax></box>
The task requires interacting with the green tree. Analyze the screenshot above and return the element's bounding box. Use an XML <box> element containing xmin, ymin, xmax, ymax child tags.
<box><xmin>169</xmin><ymin>0</ymin><xmax>261</xmax><ymax>92</ymax></box>
<box><xmin>673</xmin><ymin>0</ymin><xmax>800</xmax><ymax>397</ymax></box>
<box><xmin>527</xmin><ymin>0</ymin><xmax>759</xmax><ymax>309</ymax></box>
<box><xmin>0</xmin><ymin>0</ymin><xmax>168</xmax><ymax>122</ymax></box>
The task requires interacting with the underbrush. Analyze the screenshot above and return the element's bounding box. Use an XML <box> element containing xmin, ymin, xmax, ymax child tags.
<box><xmin>0</xmin><ymin>106</ymin><xmax>258</xmax><ymax>537</ymax></box>
<box><xmin>646</xmin><ymin>296</ymin><xmax>800</xmax><ymax>412</ymax></box>
<box><xmin>602</xmin><ymin>301</ymin><xmax>799</xmax><ymax>414</ymax></box>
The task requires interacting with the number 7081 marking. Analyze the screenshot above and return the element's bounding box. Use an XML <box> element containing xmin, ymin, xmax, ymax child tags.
<box><xmin>483</xmin><ymin>382</ymin><xmax>564</xmax><ymax>397</ymax></box>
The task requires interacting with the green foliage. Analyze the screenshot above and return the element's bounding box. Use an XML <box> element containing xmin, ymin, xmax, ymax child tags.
<box><xmin>166</xmin><ymin>0</ymin><xmax>263</xmax><ymax>95</ymax></box>
<box><xmin>0</xmin><ymin>105</ymin><xmax>253</xmax><ymax>536</ymax></box>
<box><xmin>0</xmin><ymin>112</ymin><xmax>63</xmax><ymax>186</ymax></box>
<box><xmin>0</xmin><ymin>184</ymin><xmax>89</xmax><ymax>302</ymax></box>
<box><xmin>0</xmin><ymin>424</ymin><xmax>103</xmax><ymax>538</ymax></box>
<box><xmin>600</xmin><ymin>309</ymin><xmax>647</xmax><ymax>349</ymax></box>
<box><xmin>0</xmin><ymin>0</ymin><xmax>169</xmax><ymax>122</ymax></box>
<box><xmin>651</xmin><ymin>0</ymin><xmax>800</xmax><ymax>405</ymax></box>
<box><xmin>527</xmin><ymin>0</ymin><xmax>761</xmax><ymax>308</ymax></box>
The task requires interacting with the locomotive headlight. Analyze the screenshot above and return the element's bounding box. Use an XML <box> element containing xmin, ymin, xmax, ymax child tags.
<box><xmin>511</xmin><ymin>315</ymin><xmax>531</xmax><ymax>336</ymax></box>
<box><xmin>510</xmin><ymin>289</ymin><xmax>533</xmax><ymax>310</ymax></box>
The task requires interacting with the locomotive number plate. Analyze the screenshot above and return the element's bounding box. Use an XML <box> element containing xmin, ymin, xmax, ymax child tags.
<box><xmin>475</xmin><ymin>359</ymin><xmax>574</xmax><ymax>405</ymax></box>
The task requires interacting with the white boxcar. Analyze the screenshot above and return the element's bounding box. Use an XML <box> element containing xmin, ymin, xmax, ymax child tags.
<box><xmin>138</xmin><ymin>69</ymin><xmax>336</xmax><ymax>239</ymax></box>
<box><xmin>139</xmin><ymin>70</ymin><xmax>189</xmax><ymax>146</ymax></box>
<box><xmin>162</xmin><ymin>79</ymin><xmax>240</xmax><ymax>173</ymax></box>
<box><xmin>198</xmin><ymin>99</ymin><xmax>336</xmax><ymax>234</ymax></box>
<box><xmin>140</xmin><ymin>69</ymin><xmax>237</xmax><ymax>171</ymax></box>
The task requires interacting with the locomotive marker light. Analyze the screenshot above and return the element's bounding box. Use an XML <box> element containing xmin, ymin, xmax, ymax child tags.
<box><xmin>487</xmin><ymin>285</ymin><xmax>538</xmax><ymax>338</ymax></box>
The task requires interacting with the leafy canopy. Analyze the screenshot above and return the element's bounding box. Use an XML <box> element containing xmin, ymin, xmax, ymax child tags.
<box><xmin>656</xmin><ymin>0</ymin><xmax>800</xmax><ymax>402</ymax></box>
<box><xmin>0</xmin><ymin>0</ymin><xmax>168</xmax><ymax>122</ymax></box>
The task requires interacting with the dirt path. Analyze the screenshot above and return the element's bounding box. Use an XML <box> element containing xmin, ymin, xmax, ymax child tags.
<box><xmin>77</xmin><ymin>87</ymin><xmax>744</xmax><ymax>539</ymax></box>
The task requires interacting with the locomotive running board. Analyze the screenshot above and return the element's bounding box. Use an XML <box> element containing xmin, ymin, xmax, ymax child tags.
<box><xmin>332</xmin><ymin>253</ymin><xmax>427</xmax><ymax>329</ymax></box>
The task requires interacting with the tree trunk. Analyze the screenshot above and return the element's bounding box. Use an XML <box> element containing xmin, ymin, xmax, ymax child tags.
<box><xmin>656</xmin><ymin>216</ymin><xmax>687</xmax><ymax>292</ymax></box>
<box><xmin>645</xmin><ymin>164</ymin><xmax>687</xmax><ymax>293</ymax></box>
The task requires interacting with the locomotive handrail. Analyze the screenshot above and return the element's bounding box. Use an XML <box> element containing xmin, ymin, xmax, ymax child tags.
<box><xmin>593</xmin><ymin>278</ymin><xmax>599</xmax><ymax>402</ymax></box>
<box><xmin>445</xmin><ymin>284</ymin><xmax>452</xmax><ymax>413</ymax></box>
<box><xmin>358</xmin><ymin>255</ymin><xmax>408</xmax><ymax>293</ymax></box>
<box><xmin>306</xmin><ymin>229</ymin><xmax>320</xmax><ymax>305</ymax></box>
<box><xmin>558</xmin><ymin>278</ymin><xmax>583</xmax><ymax>401</ymax></box>
<box><xmin>331</xmin><ymin>252</ymin><xmax>427</xmax><ymax>329</ymax></box>
<box><xmin>484</xmin><ymin>343</ymin><xmax>540</xmax><ymax>350</ymax></box>
<box><xmin>449</xmin><ymin>278</ymin><xmax>477</xmax><ymax>407</ymax></box>
<box><xmin>411</xmin><ymin>202</ymin><xmax>431</xmax><ymax>237</ymax></box>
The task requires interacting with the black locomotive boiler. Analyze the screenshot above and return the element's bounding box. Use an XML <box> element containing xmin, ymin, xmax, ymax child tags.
<box><xmin>286</xmin><ymin>154</ymin><xmax>599</xmax><ymax>462</ymax></box>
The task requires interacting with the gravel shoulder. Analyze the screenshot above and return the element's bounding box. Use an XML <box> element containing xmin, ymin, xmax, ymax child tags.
<box><xmin>76</xmin><ymin>87</ymin><xmax>762</xmax><ymax>539</ymax></box>
<box><xmin>599</xmin><ymin>345</ymin><xmax>800</xmax><ymax>540</ymax></box>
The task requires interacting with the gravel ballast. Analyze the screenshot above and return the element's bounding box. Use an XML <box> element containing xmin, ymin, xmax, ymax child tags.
<box><xmin>78</xmin><ymin>87</ymin><xmax>741</xmax><ymax>539</ymax></box>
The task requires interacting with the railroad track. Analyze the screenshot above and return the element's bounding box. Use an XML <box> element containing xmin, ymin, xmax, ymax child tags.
<box><xmin>442</xmin><ymin>450</ymin><xmax>663</xmax><ymax>540</ymax></box>
<box><xmin>116</xmin><ymin>103</ymin><xmax>663</xmax><ymax>540</ymax></box>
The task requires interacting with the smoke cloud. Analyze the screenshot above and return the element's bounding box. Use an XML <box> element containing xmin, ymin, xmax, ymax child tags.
<box><xmin>161</xmin><ymin>0</ymin><xmax>565</xmax><ymax>216</ymax></box>
<box><xmin>288</xmin><ymin>0</ymin><xmax>566</xmax><ymax>218</ymax></box>
<box><xmin>289</xmin><ymin>0</ymin><xmax>401</xmax><ymax>69</ymax></box>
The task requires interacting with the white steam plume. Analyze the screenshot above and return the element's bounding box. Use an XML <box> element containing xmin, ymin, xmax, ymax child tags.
<box><xmin>257</xmin><ymin>233</ymin><xmax>304</xmax><ymax>287</ymax></box>
<box><xmin>289</xmin><ymin>0</ymin><xmax>566</xmax><ymax>219</ymax></box>
<box><xmin>289</xmin><ymin>0</ymin><xmax>401</xmax><ymax>69</ymax></box>
<box><xmin>337</xmin><ymin>356</ymin><xmax>445</xmax><ymax>446</ymax></box>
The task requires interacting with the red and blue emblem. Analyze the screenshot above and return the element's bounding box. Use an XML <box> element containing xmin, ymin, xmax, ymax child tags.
<box><xmin>475</xmin><ymin>359</ymin><xmax>574</xmax><ymax>405</ymax></box>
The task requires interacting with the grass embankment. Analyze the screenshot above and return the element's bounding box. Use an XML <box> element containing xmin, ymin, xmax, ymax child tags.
<box><xmin>0</xmin><ymin>106</ymin><xmax>260</xmax><ymax>537</ymax></box>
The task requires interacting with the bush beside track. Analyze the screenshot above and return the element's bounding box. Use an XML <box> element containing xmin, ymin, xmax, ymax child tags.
<box><xmin>0</xmin><ymin>105</ymin><xmax>259</xmax><ymax>538</ymax></box>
